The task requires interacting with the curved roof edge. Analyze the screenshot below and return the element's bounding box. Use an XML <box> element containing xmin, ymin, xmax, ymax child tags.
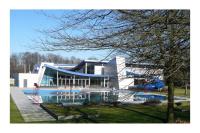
<box><xmin>44</xmin><ymin>64</ymin><xmax>109</xmax><ymax>78</ymax></box>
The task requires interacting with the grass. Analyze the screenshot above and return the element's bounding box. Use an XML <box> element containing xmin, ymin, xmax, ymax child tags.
<box><xmin>10</xmin><ymin>96</ymin><xmax>25</xmax><ymax>123</ymax></box>
<box><xmin>174</xmin><ymin>87</ymin><xmax>190</xmax><ymax>97</ymax></box>
<box><xmin>43</xmin><ymin>104</ymin><xmax>80</xmax><ymax>116</ymax></box>
<box><xmin>10</xmin><ymin>87</ymin><xmax>190</xmax><ymax>123</ymax></box>
<box><xmin>152</xmin><ymin>87</ymin><xmax>190</xmax><ymax>97</ymax></box>
<box><xmin>43</xmin><ymin>103</ymin><xmax>190</xmax><ymax>123</ymax></box>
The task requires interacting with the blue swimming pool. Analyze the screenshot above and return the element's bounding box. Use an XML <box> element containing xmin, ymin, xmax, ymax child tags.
<box><xmin>23</xmin><ymin>89</ymin><xmax>80</xmax><ymax>96</ymax></box>
<box><xmin>23</xmin><ymin>89</ymin><xmax>167</xmax><ymax>104</ymax></box>
<box><xmin>23</xmin><ymin>89</ymin><xmax>109</xmax><ymax>104</ymax></box>
<box><xmin>135</xmin><ymin>94</ymin><xmax>166</xmax><ymax>101</ymax></box>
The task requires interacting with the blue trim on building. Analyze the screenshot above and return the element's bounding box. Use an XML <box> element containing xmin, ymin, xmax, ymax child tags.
<box><xmin>44</xmin><ymin>64</ymin><xmax>109</xmax><ymax>78</ymax></box>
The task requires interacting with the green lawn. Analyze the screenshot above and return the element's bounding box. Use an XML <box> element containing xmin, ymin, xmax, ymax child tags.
<box><xmin>174</xmin><ymin>87</ymin><xmax>190</xmax><ymax>97</ymax></box>
<box><xmin>152</xmin><ymin>87</ymin><xmax>190</xmax><ymax>97</ymax></box>
<box><xmin>43</xmin><ymin>103</ymin><xmax>190</xmax><ymax>123</ymax></box>
<box><xmin>10</xmin><ymin>87</ymin><xmax>190</xmax><ymax>123</ymax></box>
<box><xmin>10</xmin><ymin>96</ymin><xmax>25</xmax><ymax>123</ymax></box>
<box><xmin>10</xmin><ymin>100</ymin><xmax>190</xmax><ymax>123</ymax></box>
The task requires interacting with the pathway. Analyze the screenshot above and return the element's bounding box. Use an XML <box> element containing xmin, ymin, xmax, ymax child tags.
<box><xmin>10</xmin><ymin>87</ymin><xmax>55</xmax><ymax>122</ymax></box>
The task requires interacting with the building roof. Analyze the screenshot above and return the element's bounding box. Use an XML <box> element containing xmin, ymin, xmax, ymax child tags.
<box><xmin>84</xmin><ymin>60</ymin><xmax>109</xmax><ymax>63</ymax></box>
<box><xmin>70</xmin><ymin>60</ymin><xmax>108</xmax><ymax>71</ymax></box>
<box><xmin>54</xmin><ymin>64</ymin><xmax>77</xmax><ymax>67</ymax></box>
<box><xmin>44</xmin><ymin>64</ymin><xmax>109</xmax><ymax>78</ymax></box>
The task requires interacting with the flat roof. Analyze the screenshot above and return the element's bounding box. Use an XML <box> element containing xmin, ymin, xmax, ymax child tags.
<box><xmin>70</xmin><ymin>60</ymin><xmax>108</xmax><ymax>71</ymax></box>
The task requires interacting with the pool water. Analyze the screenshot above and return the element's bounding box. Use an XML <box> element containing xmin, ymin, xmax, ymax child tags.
<box><xmin>134</xmin><ymin>94</ymin><xmax>166</xmax><ymax>101</ymax></box>
<box><xmin>23</xmin><ymin>89</ymin><xmax>111</xmax><ymax>104</ymax></box>
<box><xmin>23</xmin><ymin>89</ymin><xmax>80</xmax><ymax>96</ymax></box>
<box><xmin>23</xmin><ymin>89</ymin><xmax>167</xmax><ymax>104</ymax></box>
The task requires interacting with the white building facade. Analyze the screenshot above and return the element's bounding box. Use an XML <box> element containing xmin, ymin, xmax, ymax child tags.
<box><xmin>14</xmin><ymin>56</ymin><xmax>163</xmax><ymax>89</ymax></box>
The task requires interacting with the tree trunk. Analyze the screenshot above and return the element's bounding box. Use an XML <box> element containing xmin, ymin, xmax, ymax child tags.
<box><xmin>167</xmin><ymin>12</ymin><xmax>176</xmax><ymax>123</ymax></box>
<box><xmin>167</xmin><ymin>77</ymin><xmax>174</xmax><ymax>123</ymax></box>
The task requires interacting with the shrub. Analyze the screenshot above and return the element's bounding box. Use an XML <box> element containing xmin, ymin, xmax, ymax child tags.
<box><xmin>175</xmin><ymin>102</ymin><xmax>182</xmax><ymax>107</ymax></box>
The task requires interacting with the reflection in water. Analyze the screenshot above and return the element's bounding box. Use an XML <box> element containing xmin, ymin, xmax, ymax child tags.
<box><xmin>41</xmin><ymin>91</ymin><xmax>114</xmax><ymax>104</ymax></box>
<box><xmin>25</xmin><ymin>90</ymin><xmax>168</xmax><ymax>104</ymax></box>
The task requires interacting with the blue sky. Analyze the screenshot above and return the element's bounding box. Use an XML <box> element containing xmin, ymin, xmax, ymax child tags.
<box><xmin>10</xmin><ymin>10</ymin><xmax>109</xmax><ymax>60</ymax></box>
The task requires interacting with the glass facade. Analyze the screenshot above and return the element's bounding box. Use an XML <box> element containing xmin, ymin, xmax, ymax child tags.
<box><xmin>40</xmin><ymin>67</ymin><xmax>110</xmax><ymax>88</ymax></box>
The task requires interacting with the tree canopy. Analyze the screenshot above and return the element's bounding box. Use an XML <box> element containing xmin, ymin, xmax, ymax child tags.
<box><xmin>38</xmin><ymin>10</ymin><xmax>189</xmax><ymax>79</ymax></box>
<box><xmin>36</xmin><ymin>10</ymin><xmax>190</xmax><ymax>122</ymax></box>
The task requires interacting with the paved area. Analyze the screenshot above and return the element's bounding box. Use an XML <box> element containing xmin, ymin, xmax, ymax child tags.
<box><xmin>11</xmin><ymin>87</ymin><xmax>55</xmax><ymax>122</ymax></box>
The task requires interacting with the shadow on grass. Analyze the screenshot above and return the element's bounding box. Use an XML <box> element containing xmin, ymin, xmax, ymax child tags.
<box><xmin>116</xmin><ymin>106</ymin><xmax>166</xmax><ymax>123</ymax></box>
<box><xmin>75</xmin><ymin>108</ymin><xmax>98</xmax><ymax>123</ymax></box>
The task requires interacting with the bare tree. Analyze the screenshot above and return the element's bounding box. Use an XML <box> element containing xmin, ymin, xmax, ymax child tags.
<box><xmin>36</xmin><ymin>10</ymin><xmax>190</xmax><ymax>123</ymax></box>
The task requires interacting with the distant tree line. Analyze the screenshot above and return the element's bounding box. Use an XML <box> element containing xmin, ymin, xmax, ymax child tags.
<box><xmin>10</xmin><ymin>52</ymin><xmax>81</xmax><ymax>78</ymax></box>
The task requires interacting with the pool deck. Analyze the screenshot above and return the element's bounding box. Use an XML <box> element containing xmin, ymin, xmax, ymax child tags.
<box><xmin>10</xmin><ymin>87</ymin><xmax>55</xmax><ymax>122</ymax></box>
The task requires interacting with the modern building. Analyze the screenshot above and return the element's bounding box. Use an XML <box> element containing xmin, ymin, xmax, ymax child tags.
<box><xmin>14</xmin><ymin>56</ymin><xmax>163</xmax><ymax>89</ymax></box>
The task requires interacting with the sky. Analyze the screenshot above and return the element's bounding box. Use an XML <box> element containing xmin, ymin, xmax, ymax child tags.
<box><xmin>10</xmin><ymin>10</ymin><xmax>110</xmax><ymax>60</ymax></box>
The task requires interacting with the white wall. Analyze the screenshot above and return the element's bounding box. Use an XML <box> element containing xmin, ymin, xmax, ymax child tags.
<box><xmin>105</xmin><ymin>56</ymin><xmax>165</xmax><ymax>89</ymax></box>
<box><xmin>115</xmin><ymin>56</ymin><xmax>127</xmax><ymax>89</ymax></box>
<box><xmin>94</xmin><ymin>65</ymin><xmax>103</xmax><ymax>75</ymax></box>
<box><xmin>104</xmin><ymin>56</ymin><xmax>130</xmax><ymax>89</ymax></box>
<box><xmin>18</xmin><ymin>73</ymin><xmax>39</xmax><ymax>88</ymax></box>
<box><xmin>119</xmin><ymin>78</ymin><xmax>135</xmax><ymax>89</ymax></box>
<box><xmin>104</xmin><ymin>57</ymin><xmax>118</xmax><ymax>88</ymax></box>
<box><xmin>15</xmin><ymin>62</ymin><xmax>53</xmax><ymax>88</ymax></box>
